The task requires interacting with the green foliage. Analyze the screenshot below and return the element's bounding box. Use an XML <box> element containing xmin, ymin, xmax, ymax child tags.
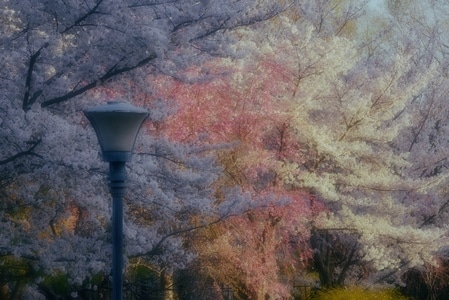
<box><xmin>126</xmin><ymin>264</ymin><xmax>162</xmax><ymax>297</ymax></box>
<box><xmin>0</xmin><ymin>256</ymin><xmax>33</xmax><ymax>287</ymax></box>
<box><xmin>42</xmin><ymin>273</ymin><xmax>72</xmax><ymax>296</ymax></box>
<box><xmin>312</xmin><ymin>287</ymin><xmax>409</xmax><ymax>300</ymax></box>
<box><xmin>127</xmin><ymin>264</ymin><xmax>159</xmax><ymax>283</ymax></box>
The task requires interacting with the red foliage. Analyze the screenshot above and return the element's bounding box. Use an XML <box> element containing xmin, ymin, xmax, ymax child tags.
<box><xmin>148</xmin><ymin>56</ymin><xmax>323</xmax><ymax>296</ymax></box>
<box><xmin>149</xmin><ymin>57</ymin><xmax>304</xmax><ymax>188</ymax></box>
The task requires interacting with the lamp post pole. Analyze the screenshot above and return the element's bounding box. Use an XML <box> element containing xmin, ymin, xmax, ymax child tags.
<box><xmin>84</xmin><ymin>102</ymin><xmax>149</xmax><ymax>300</ymax></box>
<box><xmin>109</xmin><ymin>161</ymin><xmax>126</xmax><ymax>300</ymax></box>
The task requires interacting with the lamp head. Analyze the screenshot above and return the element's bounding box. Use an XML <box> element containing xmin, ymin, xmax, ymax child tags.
<box><xmin>84</xmin><ymin>102</ymin><xmax>149</xmax><ymax>162</ymax></box>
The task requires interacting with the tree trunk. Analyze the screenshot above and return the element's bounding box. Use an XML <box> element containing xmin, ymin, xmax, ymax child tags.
<box><xmin>161</xmin><ymin>270</ymin><xmax>177</xmax><ymax>300</ymax></box>
<box><xmin>0</xmin><ymin>284</ymin><xmax>9</xmax><ymax>299</ymax></box>
<box><xmin>11</xmin><ymin>280</ymin><xmax>26</xmax><ymax>300</ymax></box>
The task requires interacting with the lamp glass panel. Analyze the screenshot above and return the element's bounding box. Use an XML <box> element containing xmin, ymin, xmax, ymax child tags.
<box><xmin>90</xmin><ymin>112</ymin><xmax>147</xmax><ymax>152</ymax></box>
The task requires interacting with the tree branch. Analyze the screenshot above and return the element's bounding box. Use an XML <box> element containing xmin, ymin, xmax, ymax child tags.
<box><xmin>420</xmin><ymin>198</ymin><xmax>449</xmax><ymax>228</ymax></box>
<box><xmin>40</xmin><ymin>53</ymin><xmax>157</xmax><ymax>108</ymax></box>
<box><xmin>0</xmin><ymin>139</ymin><xmax>43</xmax><ymax>165</ymax></box>
<box><xmin>129</xmin><ymin>212</ymin><xmax>236</xmax><ymax>259</ymax></box>
<box><xmin>23</xmin><ymin>44</ymin><xmax>48</xmax><ymax>111</ymax></box>
<box><xmin>409</xmin><ymin>91</ymin><xmax>435</xmax><ymax>152</ymax></box>
<box><xmin>61</xmin><ymin>0</ymin><xmax>105</xmax><ymax>34</ymax></box>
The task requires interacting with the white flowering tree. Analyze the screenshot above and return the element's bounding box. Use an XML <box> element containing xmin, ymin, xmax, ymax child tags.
<box><xmin>380</xmin><ymin>1</ymin><xmax>449</xmax><ymax>292</ymax></box>
<box><xmin>227</xmin><ymin>1</ymin><xmax>449</xmax><ymax>286</ymax></box>
<box><xmin>281</xmin><ymin>5</ymin><xmax>449</xmax><ymax>286</ymax></box>
<box><xmin>0</xmin><ymin>0</ymin><xmax>285</xmax><ymax>297</ymax></box>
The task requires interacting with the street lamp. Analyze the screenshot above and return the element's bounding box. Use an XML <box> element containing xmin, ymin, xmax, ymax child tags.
<box><xmin>84</xmin><ymin>101</ymin><xmax>149</xmax><ymax>300</ymax></box>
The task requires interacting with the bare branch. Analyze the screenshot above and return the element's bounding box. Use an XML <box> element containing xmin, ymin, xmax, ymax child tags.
<box><xmin>0</xmin><ymin>139</ymin><xmax>43</xmax><ymax>166</ymax></box>
<box><xmin>409</xmin><ymin>91</ymin><xmax>435</xmax><ymax>152</ymax></box>
<box><xmin>420</xmin><ymin>198</ymin><xmax>449</xmax><ymax>228</ymax></box>
<box><xmin>23</xmin><ymin>44</ymin><xmax>48</xmax><ymax>111</ymax></box>
<box><xmin>41</xmin><ymin>53</ymin><xmax>157</xmax><ymax>108</ymax></box>
<box><xmin>61</xmin><ymin>0</ymin><xmax>106</xmax><ymax>34</ymax></box>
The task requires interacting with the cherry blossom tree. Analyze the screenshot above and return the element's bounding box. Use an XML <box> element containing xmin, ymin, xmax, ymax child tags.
<box><xmin>152</xmin><ymin>1</ymin><xmax>449</xmax><ymax>289</ymax></box>
<box><xmin>148</xmin><ymin>9</ymin><xmax>324</xmax><ymax>292</ymax></box>
<box><xmin>372</xmin><ymin>1</ymin><xmax>449</xmax><ymax>290</ymax></box>
<box><xmin>0</xmin><ymin>0</ymin><xmax>288</xmax><ymax>296</ymax></box>
<box><xmin>5</xmin><ymin>0</ymin><xmax>449</xmax><ymax>297</ymax></box>
<box><xmin>147</xmin><ymin>22</ymin><xmax>324</xmax><ymax>298</ymax></box>
<box><xmin>273</xmin><ymin>5</ymin><xmax>449</xmax><ymax>285</ymax></box>
<box><xmin>150</xmin><ymin>0</ymin><xmax>449</xmax><ymax>292</ymax></box>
